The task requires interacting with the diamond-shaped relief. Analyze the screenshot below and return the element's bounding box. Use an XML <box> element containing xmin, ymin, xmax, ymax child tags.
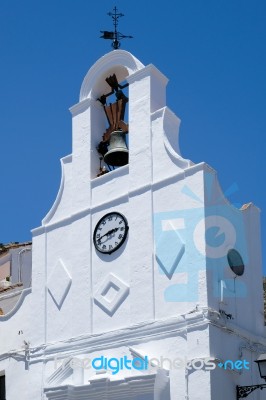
<box><xmin>94</xmin><ymin>273</ymin><xmax>129</xmax><ymax>316</ymax></box>
<box><xmin>155</xmin><ymin>225</ymin><xmax>185</xmax><ymax>279</ymax></box>
<box><xmin>47</xmin><ymin>259</ymin><xmax>72</xmax><ymax>309</ymax></box>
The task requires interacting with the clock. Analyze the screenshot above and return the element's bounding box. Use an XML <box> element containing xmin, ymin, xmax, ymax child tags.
<box><xmin>93</xmin><ymin>212</ymin><xmax>129</xmax><ymax>255</ymax></box>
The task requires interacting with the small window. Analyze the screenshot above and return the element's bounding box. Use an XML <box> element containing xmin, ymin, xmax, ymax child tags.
<box><xmin>0</xmin><ymin>375</ymin><xmax>5</xmax><ymax>400</ymax></box>
<box><xmin>227</xmin><ymin>249</ymin><xmax>245</xmax><ymax>276</ymax></box>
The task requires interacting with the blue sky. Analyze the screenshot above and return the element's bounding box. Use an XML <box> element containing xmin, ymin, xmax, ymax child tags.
<box><xmin>0</xmin><ymin>1</ymin><xmax>265</xmax><ymax>273</ymax></box>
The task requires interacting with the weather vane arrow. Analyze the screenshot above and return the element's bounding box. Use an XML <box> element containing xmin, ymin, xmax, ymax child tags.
<box><xmin>100</xmin><ymin>6</ymin><xmax>133</xmax><ymax>49</ymax></box>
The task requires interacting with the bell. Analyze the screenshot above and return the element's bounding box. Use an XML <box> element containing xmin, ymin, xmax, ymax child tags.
<box><xmin>104</xmin><ymin>130</ymin><xmax>128</xmax><ymax>167</ymax></box>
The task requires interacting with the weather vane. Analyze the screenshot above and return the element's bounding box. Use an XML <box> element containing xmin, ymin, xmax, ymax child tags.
<box><xmin>100</xmin><ymin>6</ymin><xmax>133</xmax><ymax>50</ymax></box>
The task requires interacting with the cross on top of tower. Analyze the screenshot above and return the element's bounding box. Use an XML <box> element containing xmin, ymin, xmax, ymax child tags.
<box><xmin>100</xmin><ymin>6</ymin><xmax>133</xmax><ymax>50</ymax></box>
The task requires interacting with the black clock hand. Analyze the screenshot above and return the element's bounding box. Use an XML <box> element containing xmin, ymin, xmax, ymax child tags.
<box><xmin>97</xmin><ymin>227</ymin><xmax>119</xmax><ymax>242</ymax></box>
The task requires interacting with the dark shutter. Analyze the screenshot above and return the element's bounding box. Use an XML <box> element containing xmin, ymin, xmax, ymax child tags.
<box><xmin>0</xmin><ymin>375</ymin><xmax>5</xmax><ymax>400</ymax></box>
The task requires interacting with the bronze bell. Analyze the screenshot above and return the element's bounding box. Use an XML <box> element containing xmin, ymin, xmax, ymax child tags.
<box><xmin>104</xmin><ymin>130</ymin><xmax>128</xmax><ymax>167</ymax></box>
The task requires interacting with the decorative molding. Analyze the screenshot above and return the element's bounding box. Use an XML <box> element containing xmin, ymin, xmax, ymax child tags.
<box><xmin>46</xmin><ymin>357</ymin><xmax>73</xmax><ymax>386</ymax></box>
<box><xmin>129</xmin><ymin>346</ymin><xmax>170</xmax><ymax>373</ymax></box>
<box><xmin>151</xmin><ymin>106</ymin><xmax>192</xmax><ymax>170</ymax></box>
<box><xmin>69</xmin><ymin>98</ymin><xmax>93</xmax><ymax>116</ymax></box>
<box><xmin>162</xmin><ymin>108</ymin><xmax>192</xmax><ymax>169</ymax></box>
<box><xmin>0</xmin><ymin>252</ymin><xmax>11</xmax><ymax>266</ymax></box>
<box><xmin>129</xmin><ymin>347</ymin><xmax>147</xmax><ymax>361</ymax></box>
<box><xmin>42</xmin><ymin>155</ymin><xmax>72</xmax><ymax>225</ymax></box>
<box><xmin>47</xmin><ymin>259</ymin><xmax>72</xmax><ymax>309</ymax></box>
<box><xmin>152</xmin><ymin>162</ymin><xmax>212</xmax><ymax>189</ymax></box>
<box><xmin>30</xmin><ymin>315</ymin><xmax>190</xmax><ymax>362</ymax></box>
<box><xmin>79</xmin><ymin>50</ymin><xmax>144</xmax><ymax>101</ymax></box>
<box><xmin>127</xmin><ymin>63</ymin><xmax>168</xmax><ymax>86</ymax></box>
<box><xmin>44</xmin><ymin>373</ymin><xmax>157</xmax><ymax>400</ymax></box>
<box><xmin>94</xmin><ymin>273</ymin><xmax>129</xmax><ymax>316</ymax></box>
<box><xmin>33</xmin><ymin>163</ymin><xmax>210</xmax><ymax>236</ymax></box>
<box><xmin>0</xmin><ymin>288</ymin><xmax>31</xmax><ymax>321</ymax></box>
<box><xmin>155</xmin><ymin>223</ymin><xmax>185</xmax><ymax>279</ymax></box>
<box><xmin>16</xmin><ymin>308</ymin><xmax>266</xmax><ymax>366</ymax></box>
<box><xmin>91</xmin><ymin>165</ymin><xmax>129</xmax><ymax>187</ymax></box>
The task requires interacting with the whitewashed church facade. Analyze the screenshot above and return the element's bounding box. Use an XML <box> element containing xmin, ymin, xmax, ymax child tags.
<box><xmin>0</xmin><ymin>50</ymin><xmax>265</xmax><ymax>399</ymax></box>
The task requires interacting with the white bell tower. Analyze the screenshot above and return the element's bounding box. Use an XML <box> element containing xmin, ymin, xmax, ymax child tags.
<box><xmin>27</xmin><ymin>50</ymin><xmax>265</xmax><ymax>399</ymax></box>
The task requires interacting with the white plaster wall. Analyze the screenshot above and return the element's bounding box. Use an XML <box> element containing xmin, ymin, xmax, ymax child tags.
<box><xmin>0</xmin><ymin>285</ymin><xmax>36</xmax><ymax>400</ymax></box>
<box><xmin>91</xmin><ymin>201</ymin><xmax>131</xmax><ymax>333</ymax></box>
<box><xmin>71</xmin><ymin>101</ymin><xmax>92</xmax><ymax>211</ymax></box>
<box><xmin>2</xmin><ymin>360</ymin><xmax>43</xmax><ymax>400</ymax></box>
<box><xmin>30</xmin><ymin>231</ymin><xmax>46</xmax><ymax>347</ymax></box>
<box><xmin>153</xmin><ymin>168</ymin><xmax>208</xmax><ymax>318</ymax></box>
<box><xmin>68</xmin><ymin>215</ymin><xmax>92</xmax><ymax>338</ymax></box>
<box><xmin>42</xmin><ymin>322</ymin><xmax>211</xmax><ymax>398</ymax></box>
<box><xmin>0</xmin><ymin>291</ymin><xmax>31</xmax><ymax>354</ymax></box>
<box><xmin>0</xmin><ymin>50</ymin><xmax>264</xmax><ymax>400</ymax></box>
<box><xmin>91</xmin><ymin>165</ymin><xmax>129</xmax><ymax>208</ymax></box>
<box><xmin>209</xmin><ymin>324</ymin><xmax>266</xmax><ymax>399</ymax></box>
<box><xmin>128</xmin><ymin>189</ymin><xmax>154</xmax><ymax>323</ymax></box>
<box><xmin>240</xmin><ymin>204</ymin><xmax>264</xmax><ymax>335</ymax></box>
<box><xmin>203</xmin><ymin>170</ymin><xmax>264</xmax><ymax>335</ymax></box>
<box><xmin>45</xmin><ymin>223</ymin><xmax>74</xmax><ymax>342</ymax></box>
<box><xmin>34</xmin><ymin>50</ymin><xmax>200</xmax><ymax>341</ymax></box>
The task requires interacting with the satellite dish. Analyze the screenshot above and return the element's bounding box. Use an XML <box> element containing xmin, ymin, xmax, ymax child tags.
<box><xmin>227</xmin><ymin>249</ymin><xmax>245</xmax><ymax>276</ymax></box>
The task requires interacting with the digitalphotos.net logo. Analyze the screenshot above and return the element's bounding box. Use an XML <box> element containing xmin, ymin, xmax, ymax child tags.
<box><xmin>54</xmin><ymin>355</ymin><xmax>250</xmax><ymax>375</ymax></box>
<box><xmin>154</xmin><ymin>172</ymin><xmax>248</xmax><ymax>302</ymax></box>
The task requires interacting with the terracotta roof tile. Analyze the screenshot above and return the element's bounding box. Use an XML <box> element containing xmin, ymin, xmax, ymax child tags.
<box><xmin>0</xmin><ymin>241</ymin><xmax>32</xmax><ymax>256</ymax></box>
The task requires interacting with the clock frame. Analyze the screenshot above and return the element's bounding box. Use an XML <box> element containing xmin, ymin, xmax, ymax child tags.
<box><xmin>93</xmin><ymin>212</ymin><xmax>129</xmax><ymax>255</ymax></box>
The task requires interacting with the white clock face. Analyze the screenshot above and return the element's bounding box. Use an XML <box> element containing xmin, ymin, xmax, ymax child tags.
<box><xmin>93</xmin><ymin>212</ymin><xmax>129</xmax><ymax>254</ymax></box>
